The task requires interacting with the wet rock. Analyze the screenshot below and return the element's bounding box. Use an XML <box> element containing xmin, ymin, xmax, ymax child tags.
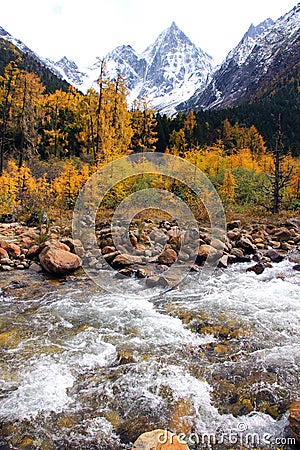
<box><xmin>132</xmin><ymin>429</ymin><xmax>189</xmax><ymax>450</ymax></box>
<box><xmin>145</xmin><ymin>275</ymin><xmax>168</xmax><ymax>288</ymax></box>
<box><xmin>169</xmin><ymin>398</ymin><xmax>195</xmax><ymax>436</ymax></box>
<box><xmin>117</xmin><ymin>416</ymin><xmax>152</xmax><ymax>444</ymax></box>
<box><xmin>112</xmin><ymin>254</ymin><xmax>143</xmax><ymax>269</ymax></box>
<box><xmin>157</xmin><ymin>248</ymin><xmax>177</xmax><ymax>265</ymax></box>
<box><xmin>103</xmin><ymin>251</ymin><xmax>120</xmax><ymax>265</ymax></box>
<box><xmin>247</xmin><ymin>262</ymin><xmax>265</xmax><ymax>275</ymax></box>
<box><xmin>289</xmin><ymin>401</ymin><xmax>300</xmax><ymax>443</ymax></box>
<box><xmin>266</xmin><ymin>249</ymin><xmax>285</xmax><ymax>263</ymax></box>
<box><xmin>117</xmin><ymin>350</ymin><xmax>136</xmax><ymax>365</ymax></box>
<box><xmin>39</xmin><ymin>247</ymin><xmax>82</xmax><ymax>275</ymax></box>
<box><xmin>230</xmin><ymin>248</ymin><xmax>251</xmax><ymax>262</ymax></box>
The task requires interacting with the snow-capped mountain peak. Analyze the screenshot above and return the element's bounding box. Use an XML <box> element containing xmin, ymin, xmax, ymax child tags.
<box><xmin>179</xmin><ymin>2</ymin><xmax>300</xmax><ymax>112</ymax></box>
<box><xmin>82</xmin><ymin>22</ymin><xmax>214</xmax><ymax>114</ymax></box>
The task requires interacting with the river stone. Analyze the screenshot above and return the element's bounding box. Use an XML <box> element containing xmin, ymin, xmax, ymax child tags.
<box><xmin>6</xmin><ymin>242</ymin><xmax>21</xmax><ymax>258</ymax></box>
<box><xmin>145</xmin><ymin>275</ymin><xmax>168</xmax><ymax>288</ymax></box>
<box><xmin>273</xmin><ymin>228</ymin><xmax>292</xmax><ymax>242</ymax></box>
<box><xmin>236</xmin><ymin>236</ymin><xmax>256</xmax><ymax>254</ymax></box>
<box><xmin>157</xmin><ymin>248</ymin><xmax>177</xmax><ymax>265</ymax></box>
<box><xmin>112</xmin><ymin>254</ymin><xmax>143</xmax><ymax>269</ymax></box>
<box><xmin>101</xmin><ymin>245</ymin><xmax>116</xmax><ymax>255</ymax></box>
<box><xmin>246</xmin><ymin>262</ymin><xmax>265</xmax><ymax>275</ymax></box>
<box><xmin>39</xmin><ymin>247</ymin><xmax>82</xmax><ymax>275</ymax></box>
<box><xmin>197</xmin><ymin>244</ymin><xmax>220</xmax><ymax>264</ymax></box>
<box><xmin>0</xmin><ymin>247</ymin><xmax>9</xmax><ymax>260</ymax></box>
<box><xmin>40</xmin><ymin>239</ymin><xmax>70</xmax><ymax>253</ymax></box>
<box><xmin>132</xmin><ymin>429</ymin><xmax>189</xmax><ymax>449</ymax></box>
<box><xmin>266</xmin><ymin>249</ymin><xmax>285</xmax><ymax>263</ymax></box>
<box><xmin>26</xmin><ymin>244</ymin><xmax>40</xmax><ymax>260</ymax></box>
<box><xmin>289</xmin><ymin>402</ymin><xmax>300</xmax><ymax>443</ymax></box>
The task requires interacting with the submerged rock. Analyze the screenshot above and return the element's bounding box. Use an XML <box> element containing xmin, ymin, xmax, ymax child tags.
<box><xmin>246</xmin><ymin>262</ymin><xmax>265</xmax><ymax>275</ymax></box>
<box><xmin>132</xmin><ymin>429</ymin><xmax>189</xmax><ymax>449</ymax></box>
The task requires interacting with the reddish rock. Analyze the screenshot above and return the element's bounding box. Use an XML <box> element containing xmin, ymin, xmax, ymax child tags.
<box><xmin>0</xmin><ymin>238</ymin><xmax>8</xmax><ymax>249</ymax></box>
<box><xmin>101</xmin><ymin>245</ymin><xmax>116</xmax><ymax>255</ymax></box>
<box><xmin>157</xmin><ymin>248</ymin><xmax>177</xmax><ymax>265</ymax></box>
<box><xmin>41</xmin><ymin>239</ymin><xmax>70</xmax><ymax>252</ymax></box>
<box><xmin>39</xmin><ymin>247</ymin><xmax>82</xmax><ymax>275</ymax></box>
<box><xmin>6</xmin><ymin>243</ymin><xmax>21</xmax><ymax>258</ymax></box>
<box><xmin>111</xmin><ymin>253</ymin><xmax>142</xmax><ymax>269</ymax></box>
<box><xmin>132</xmin><ymin>429</ymin><xmax>189</xmax><ymax>449</ymax></box>
<box><xmin>26</xmin><ymin>245</ymin><xmax>41</xmax><ymax>260</ymax></box>
<box><xmin>0</xmin><ymin>248</ymin><xmax>9</xmax><ymax>260</ymax></box>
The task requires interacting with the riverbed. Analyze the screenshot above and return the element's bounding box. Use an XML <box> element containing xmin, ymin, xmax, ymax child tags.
<box><xmin>0</xmin><ymin>260</ymin><xmax>299</xmax><ymax>449</ymax></box>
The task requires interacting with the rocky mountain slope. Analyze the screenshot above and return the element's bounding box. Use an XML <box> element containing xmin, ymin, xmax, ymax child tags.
<box><xmin>179</xmin><ymin>3</ymin><xmax>300</xmax><ymax>111</ymax></box>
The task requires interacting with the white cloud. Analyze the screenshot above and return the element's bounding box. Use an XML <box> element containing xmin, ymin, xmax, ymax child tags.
<box><xmin>0</xmin><ymin>0</ymin><xmax>297</xmax><ymax>67</ymax></box>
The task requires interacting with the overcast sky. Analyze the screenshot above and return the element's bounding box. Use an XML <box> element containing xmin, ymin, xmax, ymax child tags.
<box><xmin>1</xmin><ymin>0</ymin><xmax>298</xmax><ymax>67</ymax></box>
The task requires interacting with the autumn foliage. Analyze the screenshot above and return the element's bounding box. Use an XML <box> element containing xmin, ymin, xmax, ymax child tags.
<box><xmin>0</xmin><ymin>61</ymin><xmax>299</xmax><ymax>222</ymax></box>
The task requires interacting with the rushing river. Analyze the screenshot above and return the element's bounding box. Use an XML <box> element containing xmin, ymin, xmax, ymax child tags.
<box><xmin>0</xmin><ymin>260</ymin><xmax>299</xmax><ymax>449</ymax></box>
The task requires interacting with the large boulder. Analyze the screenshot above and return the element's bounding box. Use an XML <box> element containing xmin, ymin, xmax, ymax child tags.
<box><xmin>132</xmin><ymin>429</ymin><xmax>189</xmax><ymax>450</ymax></box>
<box><xmin>157</xmin><ymin>248</ymin><xmax>177</xmax><ymax>265</ymax></box>
<box><xmin>39</xmin><ymin>247</ymin><xmax>82</xmax><ymax>275</ymax></box>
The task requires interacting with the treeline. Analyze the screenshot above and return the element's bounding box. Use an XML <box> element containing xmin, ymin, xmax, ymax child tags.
<box><xmin>0</xmin><ymin>59</ymin><xmax>157</xmax><ymax>174</ymax></box>
<box><xmin>156</xmin><ymin>62</ymin><xmax>300</xmax><ymax>156</ymax></box>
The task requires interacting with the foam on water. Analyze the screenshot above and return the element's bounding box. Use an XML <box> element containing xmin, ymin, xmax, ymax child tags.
<box><xmin>0</xmin><ymin>259</ymin><xmax>299</xmax><ymax>447</ymax></box>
